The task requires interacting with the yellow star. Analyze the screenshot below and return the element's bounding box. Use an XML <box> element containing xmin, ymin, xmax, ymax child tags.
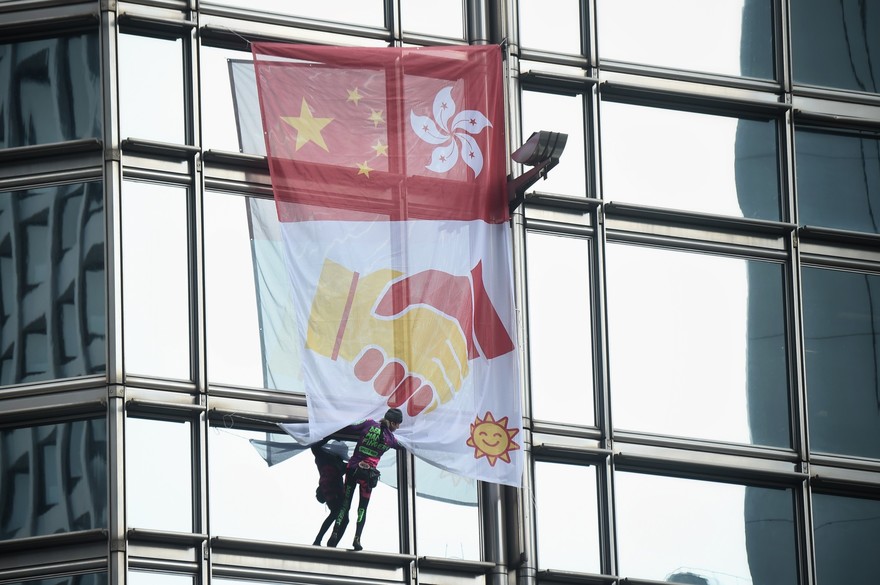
<box><xmin>372</xmin><ymin>139</ymin><xmax>388</xmax><ymax>157</ymax></box>
<box><xmin>356</xmin><ymin>161</ymin><xmax>373</xmax><ymax>177</ymax></box>
<box><xmin>347</xmin><ymin>88</ymin><xmax>363</xmax><ymax>105</ymax></box>
<box><xmin>281</xmin><ymin>98</ymin><xmax>333</xmax><ymax>151</ymax></box>
<box><xmin>368</xmin><ymin>109</ymin><xmax>385</xmax><ymax>127</ymax></box>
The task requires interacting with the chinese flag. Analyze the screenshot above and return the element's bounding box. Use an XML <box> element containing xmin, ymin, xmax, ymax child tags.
<box><xmin>254</xmin><ymin>43</ymin><xmax>523</xmax><ymax>488</ymax></box>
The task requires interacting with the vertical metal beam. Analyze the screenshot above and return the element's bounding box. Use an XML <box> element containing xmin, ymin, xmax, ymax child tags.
<box><xmin>500</xmin><ymin>0</ymin><xmax>537</xmax><ymax>583</ymax></box>
<box><xmin>101</xmin><ymin>0</ymin><xmax>123</xmax><ymax>390</ymax></box>
<box><xmin>107</xmin><ymin>390</ymin><xmax>126</xmax><ymax>585</ymax></box>
<box><xmin>467</xmin><ymin>0</ymin><xmax>490</xmax><ymax>45</ymax></box>
<box><xmin>389</xmin><ymin>0</ymin><xmax>402</xmax><ymax>46</ymax></box>
<box><xmin>100</xmin><ymin>2</ymin><xmax>125</xmax><ymax>583</ymax></box>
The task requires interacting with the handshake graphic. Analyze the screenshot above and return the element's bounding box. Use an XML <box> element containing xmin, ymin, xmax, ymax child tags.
<box><xmin>306</xmin><ymin>258</ymin><xmax>514</xmax><ymax>416</ymax></box>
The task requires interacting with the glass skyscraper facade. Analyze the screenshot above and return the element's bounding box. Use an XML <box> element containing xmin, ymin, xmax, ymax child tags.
<box><xmin>1</xmin><ymin>1</ymin><xmax>879</xmax><ymax>584</ymax></box>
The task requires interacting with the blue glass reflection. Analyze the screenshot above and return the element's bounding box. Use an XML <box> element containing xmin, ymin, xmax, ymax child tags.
<box><xmin>791</xmin><ymin>0</ymin><xmax>880</xmax><ymax>93</ymax></box>
<box><xmin>802</xmin><ymin>267</ymin><xmax>880</xmax><ymax>459</ymax></box>
<box><xmin>0</xmin><ymin>32</ymin><xmax>101</xmax><ymax>148</ymax></box>
<box><xmin>5</xmin><ymin>575</ymin><xmax>107</xmax><ymax>585</ymax></box>
<box><xmin>813</xmin><ymin>493</ymin><xmax>880</xmax><ymax>582</ymax></box>
<box><xmin>0</xmin><ymin>182</ymin><xmax>106</xmax><ymax>386</ymax></box>
<box><xmin>796</xmin><ymin>128</ymin><xmax>880</xmax><ymax>234</ymax></box>
<box><xmin>0</xmin><ymin>419</ymin><xmax>107</xmax><ymax>540</ymax></box>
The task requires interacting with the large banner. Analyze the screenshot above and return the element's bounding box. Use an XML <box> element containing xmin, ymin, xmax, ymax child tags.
<box><xmin>252</xmin><ymin>43</ymin><xmax>522</xmax><ymax>487</ymax></box>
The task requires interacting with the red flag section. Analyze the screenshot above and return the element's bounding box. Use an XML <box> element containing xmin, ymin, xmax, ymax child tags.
<box><xmin>251</xmin><ymin>44</ymin><xmax>508</xmax><ymax>224</ymax></box>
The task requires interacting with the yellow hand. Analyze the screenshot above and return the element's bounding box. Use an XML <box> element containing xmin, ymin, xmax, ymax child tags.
<box><xmin>306</xmin><ymin>259</ymin><xmax>470</xmax><ymax>414</ymax></box>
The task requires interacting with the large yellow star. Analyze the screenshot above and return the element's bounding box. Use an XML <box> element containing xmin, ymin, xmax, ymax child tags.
<box><xmin>281</xmin><ymin>98</ymin><xmax>333</xmax><ymax>151</ymax></box>
<box><xmin>356</xmin><ymin>161</ymin><xmax>373</xmax><ymax>177</ymax></box>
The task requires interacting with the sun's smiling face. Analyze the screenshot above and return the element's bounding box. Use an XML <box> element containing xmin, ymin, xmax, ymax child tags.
<box><xmin>466</xmin><ymin>411</ymin><xmax>520</xmax><ymax>466</ymax></box>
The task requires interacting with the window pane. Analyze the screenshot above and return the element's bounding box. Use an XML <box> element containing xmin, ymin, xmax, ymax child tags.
<box><xmin>526</xmin><ymin>232</ymin><xmax>594</xmax><ymax>426</ymax></box>
<box><xmin>122</xmin><ymin>181</ymin><xmax>190</xmax><ymax>380</ymax></box>
<box><xmin>601</xmin><ymin>101</ymin><xmax>781</xmax><ymax>220</ymax></box>
<box><xmin>402</xmin><ymin>0</ymin><xmax>464</xmax><ymax>39</ymax></box>
<box><xmin>201</xmin><ymin>47</ymin><xmax>262</xmax><ymax>154</ymax></box>
<box><xmin>791</xmin><ymin>0</ymin><xmax>880</xmax><ymax>93</ymax></box>
<box><xmin>128</xmin><ymin>572</ymin><xmax>192</xmax><ymax>585</ymax></box>
<box><xmin>203</xmin><ymin>0</ymin><xmax>384</xmax><ymax>28</ymax></box>
<box><xmin>126</xmin><ymin>418</ymin><xmax>193</xmax><ymax>532</ymax></box>
<box><xmin>802</xmin><ymin>267</ymin><xmax>880</xmax><ymax>459</ymax></box>
<box><xmin>0</xmin><ymin>419</ymin><xmax>107</xmax><ymax>540</ymax></box>
<box><xmin>616</xmin><ymin>473</ymin><xmax>797</xmax><ymax>585</ymax></box>
<box><xmin>534</xmin><ymin>461</ymin><xmax>599</xmax><ymax>572</ymax></box>
<box><xmin>209</xmin><ymin>428</ymin><xmax>400</xmax><ymax>552</ymax></box>
<box><xmin>119</xmin><ymin>34</ymin><xmax>185</xmax><ymax>144</ymax></box>
<box><xmin>415</xmin><ymin>457</ymin><xmax>480</xmax><ymax>559</ymax></box>
<box><xmin>521</xmin><ymin>91</ymin><xmax>587</xmax><ymax>197</ymax></box>
<box><xmin>0</xmin><ymin>32</ymin><xmax>101</xmax><ymax>149</ymax></box>
<box><xmin>813</xmin><ymin>493</ymin><xmax>880</xmax><ymax>583</ymax></box>
<box><xmin>205</xmin><ymin>193</ymin><xmax>302</xmax><ymax>391</ymax></box>
<box><xmin>0</xmin><ymin>182</ymin><xmax>105</xmax><ymax>386</ymax></box>
<box><xmin>4</xmin><ymin>575</ymin><xmax>107</xmax><ymax>585</ymax></box>
<box><xmin>597</xmin><ymin>0</ymin><xmax>774</xmax><ymax>79</ymax></box>
<box><xmin>519</xmin><ymin>0</ymin><xmax>583</xmax><ymax>55</ymax></box>
<box><xmin>606</xmin><ymin>244</ymin><xmax>790</xmax><ymax>447</ymax></box>
<box><xmin>795</xmin><ymin>128</ymin><xmax>880</xmax><ymax>233</ymax></box>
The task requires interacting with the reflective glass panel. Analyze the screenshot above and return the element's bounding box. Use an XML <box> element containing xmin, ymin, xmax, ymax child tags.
<box><xmin>606</xmin><ymin>244</ymin><xmax>790</xmax><ymax>447</ymax></box>
<box><xmin>119</xmin><ymin>34</ymin><xmax>185</xmax><ymax>144</ymax></box>
<box><xmin>205</xmin><ymin>192</ymin><xmax>302</xmax><ymax>391</ymax></box>
<box><xmin>201</xmin><ymin>47</ymin><xmax>262</xmax><ymax>154</ymax></box>
<box><xmin>209</xmin><ymin>427</ymin><xmax>400</xmax><ymax>552</ymax></box>
<box><xmin>526</xmin><ymin>232</ymin><xmax>594</xmax><ymax>426</ymax></box>
<box><xmin>790</xmin><ymin>0</ymin><xmax>880</xmax><ymax>93</ymax></box>
<box><xmin>534</xmin><ymin>461</ymin><xmax>599</xmax><ymax>572</ymax></box>
<box><xmin>795</xmin><ymin>128</ymin><xmax>880</xmax><ymax>233</ymax></box>
<box><xmin>521</xmin><ymin>90</ymin><xmax>587</xmax><ymax>197</ymax></box>
<box><xmin>0</xmin><ymin>182</ymin><xmax>105</xmax><ymax>387</ymax></box>
<box><xmin>126</xmin><ymin>417</ymin><xmax>193</xmax><ymax>532</ymax></box>
<box><xmin>415</xmin><ymin>457</ymin><xmax>479</xmax><ymax>559</ymax></box>
<box><xmin>4</xmin><ymin>575</ymin><xmax>107</xmax><ymax>585</ymax></box>
<box><xmin>203</xmin><ymin>0</ymin><xmax>384</xmax><ymax>28</ymax></box>
<box><xmin>597</xmin><ymin>0</ymin><xmax>773</xmax><ymax>79</ymax></box>
<box><xmin>519</xmin><ymin>0</ymin><xmax>583</xmax><ymax>55</ymax></box>
<box><xmin>0</xmin><ymin>419</ymin><xmax>107</xmax><ymax>541</ymax></box>
<box><xmin>128</xmin><ymin>572</ymin><xmax>192</xmax><ymax>585</ymax></box>
<box><xmin>616</xmin><ymin>473</ymin><xmax>797</xmax><ymax>584</ymax></box>
<box><xmin>601</xmin><ymin>101</ymin><xmax>781</xmax><ymax>220</ymax></box>
<box><xmin>813</xmin><ymin>492</ymin><xmax>880</xmax><ymax>583</ymax></box>
<box><xmin>802</xmin><ymin>267</ymin><xmax>880</xmax><ymax>459</ymax></box>
<box><xmin>402</xmin><ymin>0</ymin><xmax>464</xmax><ymax>39</ymax></box>
<box><xmin>122</xmin><ymin>181</ymin><xmax>190</xmax><ymax>380</ymax></box>
<box><xmin>0</xmin><ymin>32</ymin><xmax>101</xmax><ymax>149</ymax></box>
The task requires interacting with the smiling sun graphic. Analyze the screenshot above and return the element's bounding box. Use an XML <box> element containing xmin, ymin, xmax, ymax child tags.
<box><xmin>467</xmin><ymin>411</ymin><xmax>521</xmax><ymax>466</ymax></box>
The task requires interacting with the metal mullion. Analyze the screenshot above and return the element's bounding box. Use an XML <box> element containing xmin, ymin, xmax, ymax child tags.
<box><xmin>100</xmin><ymin>4</ymin><xmax>126</xmax><ymax>584</ymax></box>
<box><xmin>783</xmin><ymin>9</ymin><xmax>815</xmax><ymax>566</ymax></box>
<box><xmin>592</xmin><ymin>85</ymin><xmax>615</xmax><ymax>580</ymax></box>
<box><xmin>777</xmin><ymin>0</ymin><xmax>793</xmax><ymax>94</ymax></box>
<box><xmin>505</xmin><ymin>3</ymin><xmax>537</xmax><ymax>578</ymax></box>
<box><xmin>188</xmin><ymin>13</ymin><xmax>211</xmax><ymax>585</ymax></box>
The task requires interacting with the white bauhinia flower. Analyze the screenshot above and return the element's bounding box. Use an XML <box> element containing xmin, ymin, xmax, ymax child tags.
<box><xmin>410</xmin><ymin>86</ymin><xmax>492</xmax><ymax>178</ymax></box>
